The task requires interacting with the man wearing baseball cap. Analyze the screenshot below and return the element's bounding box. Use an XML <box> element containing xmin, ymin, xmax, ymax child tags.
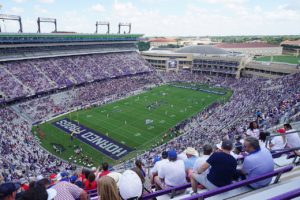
<box><xmin>0</xmin><ymin>182</ymin><xmax>20</xmax><ymax>200</ymax></box>
<box><xmin>269</xmin><ymin>128</ymin><xmax>286</xmax><ymax>152</ymax></box>
<box><xmin>155</xmin><ymin>150</ymin><xmax>187</xmax><ymax>189</ymax></box>
<box><xmin>150</xmin><ymin>151</ymin><xmax>169</xmax><ymax>185</ymax></box>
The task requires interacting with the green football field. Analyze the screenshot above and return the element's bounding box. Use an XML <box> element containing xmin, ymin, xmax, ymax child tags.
<box><xmin>254</xmin><ymin>55</ymin><xmax>300</xmax><ymax>64</ymax></box>
<box><xmin>33</xmin><ymin>83</ymin><xmax>232</xmax><ymax>167</ymax></box>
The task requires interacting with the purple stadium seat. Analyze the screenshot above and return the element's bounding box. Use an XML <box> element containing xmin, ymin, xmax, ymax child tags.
<box><xmin>142</xmin><ymin>183</ymin><xmax>191</xmax><ymax>200</ymax></box>
<box><xmin>268</xmin><ymin>188</ymin><xmax>300</xmax><ymax>200</ymax></box>
<box><xmin>141</xmin><ymin>165</ymin><xmax>293</xmax><ymax>200</ymax></box>
<box><xmin>87</xmin><ymin>189</ymin><xmax>98</xmax><ymax>198</ymax></box>
<box><xmin>181</xmin><ymin>165</ymin><xmax>293</xmax><ymax>200</ymax></box>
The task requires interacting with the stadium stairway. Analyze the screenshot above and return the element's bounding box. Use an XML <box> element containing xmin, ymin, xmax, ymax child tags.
<box><xmin>51</xmin><ymin>59</ymin><xmax>78</xmax><ymax>84</ymax></box>
<box><xmin>3</xmin><ymin>67</ymin><xmax>34</xmax><ymax>94</ymax></box>
<box><xmin>32</xmin><ymin>63</ymin><xmax>58</xmax><ymax>87</ymax></box>
<box><xmin>52</xmin><ymin>90</ymin><xmax>74</xmax><ymax>105</ymax></box>
<box><xmin>157</xmin><ymin>70</ymin><xmax>168</xmax><ymax>83</ymax></box>
<box><xmin>10</xmin><ymin>105</ymin><xmax>34</xmax><ymax>123</ymax></box>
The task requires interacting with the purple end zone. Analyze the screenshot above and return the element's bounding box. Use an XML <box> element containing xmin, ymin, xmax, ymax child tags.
<box><xmin>52</xmin><ymin>118</ymin><xmax>133</xmax><ymax>160</ymax></box>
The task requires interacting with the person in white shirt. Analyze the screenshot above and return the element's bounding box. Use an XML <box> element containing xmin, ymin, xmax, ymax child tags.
<box><xmin>246</xmin><ymin>121</ymin><xmax>260</xmax><ymax>139</ymax></box>
<box><xmin>269</xmin><ymin>128</ymin><xmax>286</xmax><ymax>151</ymax></box>
<box><xmin>150</xmin><ymin>151</ymin><xmax>169</xmax><ymax>186</ymax></box>
<box><xmin>193</xmin><ymin>144</ymin><xmax>213</xmax><ymax>173</ymax></box>
<box><xmin>284</xmin><ymin>123</ymin><xmax>300</xmax><ymax>156</ymax></box>
<box><xmin>284</xmin><ymin>124</ymin><xmax>300</xmax><ymax>147</ymax></box>
<box><xmin>177</xmin><ymin>147</ymin><xmax>188</xmax><ymax>160</ymax></box>
<box><xmin>155</xmin><ymin>150</ymin><xmax>187</xmax><ymax>189</ymax></box>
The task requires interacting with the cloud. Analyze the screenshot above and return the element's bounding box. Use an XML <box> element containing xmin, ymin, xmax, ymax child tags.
<box><xmin>5</xmin><ymin>0</ymin><xmax>300</xmax><ymax>36</ymax></box>
<box><xmin>254</xmin><ymin>5</ymin><xmax>262</xmax><ymax>13</ymax></box>
<box><xmin>9</xmin><ymin>6</ymin><xmax>24</xmax><ymax>14</ymax></box>
<box><xmin>34</xmin><ymin>5</ymin><xmax>48</xmax><ymax>14</ymax></box>
<box><xmin>265</xmin><ymin>5</ymin><xmax>300</xmax><ymax>21</ymax></box>
<box><xmin>114</xmin><ymin>2</ymin><xmax>135</xmax><ymax>16</ymax></box>
<box><xmin>11</xmin><ymin>0</ymin><xmax>27</xmax><ymax>3</ymax></box>
<box><xmin>202</xmin><ymin>0</ymin><xmax>247</xmax><ymax>5</ymax></box>
<box><xmin>53</xmin><ymin>10</ymin><xmax>94</xmax><ymax>33</ymax></box>
<box><xmin>280</xmin><ymin>0</ymin><xmax>300</xmax><ymax>11</ymax></box>
<box><xmin>38</xmin><ymin>0</ymin><xmax>55</xmax><ymax>4</ymax></box>
<box><xmin>90</xmin><ymin>4</ymin><xmax>105</xmax><ymax>12</ymax></box>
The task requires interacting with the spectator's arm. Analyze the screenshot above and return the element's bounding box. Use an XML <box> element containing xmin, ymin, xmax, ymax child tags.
<box><xmin>269</xmin><ymin>142</ymin><xmax>274</xmax><ymax>149</ymax></box>
<box><xmin>241</xmin><ymin>159</ymin><xmax>250</xmax><ymax>175</ymax></box>
<box><xmin>79</xmin><ymin>190</ymin><xmax>88</xmax><ymax>200</ymax></box>
<box><xmin>158</xmin><ymin>165</ymin><xmax>165</xmax><ymax>180</ymax></box>
<box><xmin>197</xmin><ymin>162</ymin><xmax>209</xmax><ymax>174</ymax></box>
<box><xmin>152</xmin><ymin>172</ymin><xmax>158</xmax><ymax>177</ymax></box>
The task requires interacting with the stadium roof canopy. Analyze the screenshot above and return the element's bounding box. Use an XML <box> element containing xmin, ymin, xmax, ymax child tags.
<box><xmin>281</xmin><ymin>39</ymin><xmax>300</xmax><ymax>47</ymax></box>
<box><xmin>0</xmin><ymin>33</ymin><xmax>143</xmax><ymax>44</ymax></box>
<box><xmin>148</xmin><ymin>38</ymin><xmax>177</xmax><ymax>43</ymax></box>
<box><xmin>215</xmin><ymin>42</ymin><xmax>279</xmax><ymax>48</ymax></box>
<box><xmin>175</xmin><ymin>45</ymin><xmax>229</xmax><ymax>55</ymax></box>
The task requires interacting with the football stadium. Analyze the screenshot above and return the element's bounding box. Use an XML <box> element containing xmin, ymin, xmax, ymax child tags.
<box><xmin>0</xmin><ymin>2</ymin><xmax>300</xmax><ymax>200</ymax></box>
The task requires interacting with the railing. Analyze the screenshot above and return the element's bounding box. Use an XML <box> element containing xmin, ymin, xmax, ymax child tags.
<box><xmin>265</xmin><ymin>129</ymin><xmax>300</xmax><ymax>149</ymax></box>
<box><xmin>268</xmin><ymin>187</ymin><xmax>300</xmax><ymax>200</ymax></box>
<box><xmin>182</xmin><ymin>165</ymin><xmax>293</xmax><ymax>200</ymax></box>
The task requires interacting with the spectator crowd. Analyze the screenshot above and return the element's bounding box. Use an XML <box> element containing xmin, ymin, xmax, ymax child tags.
<box><xmin>0</xmin><ymin>53</ymin><xmax>299</xmax><ymax>200</ymax></box>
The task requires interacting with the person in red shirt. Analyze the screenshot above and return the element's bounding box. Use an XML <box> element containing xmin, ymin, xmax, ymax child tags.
<box><xmin>97</xmin><ymin>162</ymin><xmax>110</xmax><ymax>178</ymax></box>
<box><xmin>84</xmin><ymin>173</ymin><xmax>97</xmax><ymax>191</ymax></box>
<box><xmin>78</xmin><ymin>169</ymin><xmax>90</xmax><ymax>185</ymax></box>
<box><xmin>19</xmin><ymin>178</ymin><xmax>29</xmax><ymax>191</ymax></box>
<box><xmin>49</xmin><ymin>174</ymin><xmax>57</xmax><ymax>186</ymax></box>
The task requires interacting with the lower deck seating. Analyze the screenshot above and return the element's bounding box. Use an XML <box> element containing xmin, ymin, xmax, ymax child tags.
<box><xmin>141</xmin><ymin>165</ymin><xmax>293</xmax><ymax>200</ymax></box>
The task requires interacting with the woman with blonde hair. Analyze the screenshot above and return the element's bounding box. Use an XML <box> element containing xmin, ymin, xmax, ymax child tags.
<box><xmin>97</xmin><ymin>176</ymin><xmax>121</xmax><ymax>200</ymax></box>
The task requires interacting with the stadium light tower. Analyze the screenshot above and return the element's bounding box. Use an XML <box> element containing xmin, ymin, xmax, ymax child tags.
<box><xmin>118</xmin><ymin>22</ymin><xmax>131</xmax><ymax>34</ymax></box>
<box><xmin>37</xmin><ymin>17</ymin><xmax>57</xmax><ymax>33</ymax></box>
<box><xmin>95</xmin><ymin>21</ymin><xmax>110</xmax><ymax>34</ymax></box>
<box><xmin>0</xmin><ymin>14</ymin><xmax>23</xmax><ymax>33</ymax></box>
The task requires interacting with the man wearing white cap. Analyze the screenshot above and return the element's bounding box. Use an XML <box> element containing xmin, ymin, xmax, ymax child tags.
<box><xmin>183</xmin><ymin>147</ymin><xmax>199</xmax><ymax>178</ymax></box>
<box><xmin>119</xmin><ymin>170</ymin><xmax>143</xmax><ymax>200</ymax></box>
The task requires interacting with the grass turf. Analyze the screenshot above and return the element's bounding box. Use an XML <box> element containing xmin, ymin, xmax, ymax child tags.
<box><xmin>254</xmin><ymin>55</ymin><xmax>300</xmax><ymax>64</ymax></box>
<box><xmin>33</xmin><ymin>83</ymin><xmax>232</xmax><ymax>167</ymax></box>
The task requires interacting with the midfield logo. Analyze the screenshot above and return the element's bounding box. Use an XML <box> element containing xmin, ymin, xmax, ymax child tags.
<box><xmin>52</xmin><ymin>118</ymin><xmax>133</xmax><ymax>160</ymax></box>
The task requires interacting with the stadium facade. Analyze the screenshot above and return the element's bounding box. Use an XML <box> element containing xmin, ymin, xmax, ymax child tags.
<box><xmin>0</xmin><ymin>33</ymin><xmax>147</xmax><ymax>104</ymax></box>
<box><xmin>0</xmin><ymin>33</ymin><xmax>142</xmax><ymax>61</ymax></box>
<box><xmin>141</xmin><ymin>45</ymin><xmax>300</xmax><ymax>79</ymax></box>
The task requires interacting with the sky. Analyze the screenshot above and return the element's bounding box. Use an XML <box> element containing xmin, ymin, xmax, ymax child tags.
<box><xmin>0</xmin><ymin>0</ymin><xmax>300</xmax><ymax>36</ymax></box>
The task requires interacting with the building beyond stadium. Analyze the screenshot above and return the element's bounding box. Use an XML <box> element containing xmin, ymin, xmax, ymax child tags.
<box><xmin>141</xmin><ymin>45</ymin><xmax>300</xmax><ymax>78</ymax></box>
<box><xmin>215</xmin><ymin>42</ymin><xmax>283</xmax><ymax>56</ymax></box>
